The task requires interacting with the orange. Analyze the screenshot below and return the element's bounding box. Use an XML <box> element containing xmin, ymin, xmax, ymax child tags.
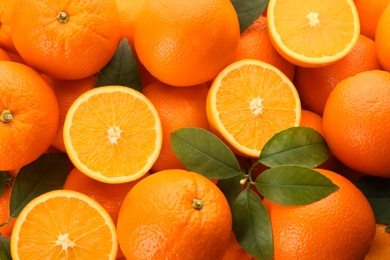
<box><xmin>267</xmin><ymin>0</ymin><xmax>360</xmax><ymax>67</ymax></box>
<box><xmin>355</xmin><ymin>0</ymin><xmax>390</xmax><ymax>40</ymax></box>
<box><xmin>234</xmin><ymin>15</ymin><xmax>295</xmax><ymax>81</ymax></box>
<box><xmin>375</xmin><ymin>4</ymin><xmax>390</xmax><ymax>72</ymax></box>
<box><xmin>45</xmin><ymin>75</ymin><xmax>97</xmax><ymax>152</ymax></box>
<box><xmin>116</xmin><ymin>0</ymin><xmax>145</xmax><ymax>49</ymax></box>
<box><xmin>0</xmin><ymin>61</ymin><xmax>59</xmax><ymax>170</ymax></box>
<box><xmin>10</xmin><ymin>0</ymin><xmax>121</xmax><ymax>80</ymax></box>
<box><xmin>134</xmin><ymin>0</ymin><xmax>240</xmax><ymax>86</ymax></box>
<box><xmin>142</xmin><ymin>81</ymin><xmax>210</xmax><ymax>172</ymax></box>
<box><xmin>294</xmin><ymin>34</ymin><xmax>382</xmax><ymax>116</ymax></box>
<box><xmin>206</xmin><ymin>59</ymin><xmax>301</xmax><ymax>158</ymax></box>
<box><xmin>63</xmin><ymin>167</ymin><xmax>149</xmax><ymax>259</ymax></box>
<box><xmin>263</xmin><ymin>168</ymin><xmax>376</xmax><ymax>259</ymax></box>
<box><xmin>299</xmin><ymin>109</ymin><xmax>341</xmax><ymax>172</ymax></box>
<box><xmin>0</xmin><ymin>46</ymin><xmax>12</xmax><ymax>61</ymax></box>
<box><xmin>0</xmin><ymin>0</ymin><xmax>16</xmax><ymax>53</ymax></box>
<box><xmin>323</xmin><ymin>70</ymin><xmax>390</xmax><ymax>177</ymax></box>
<box><xmin>221</xmin><ymin>232</ymin><xmax>255</xmax><ymax>260</ymax></box>
<box><xmin>365</xmin><ymin>223</ymin><xmax>390</xmax><ymax>260</ymax></box>
<box><xmin>0</xmin><ymin>185</ymin><xmax>16</xmax><ymax>238</ymax></box>
<box><xmin>63</xmin><ymin>86</ymin><xmax>162</xmax><ymax>184</ymax></box>
<box><xmin>10</xmin><ymin>189</ymin><xmax>118</xmax><ymax>259</ymax></box>
<box><xmin>117</xmin><ymin>169</ymin><xmax>232</xmax><ymax>260</ymax></box>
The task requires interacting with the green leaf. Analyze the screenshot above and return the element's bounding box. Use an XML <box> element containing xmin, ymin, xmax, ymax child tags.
<box><xmin>232</xmin><ymin>189</ymin><xmax>273</xmax><ymax>260</ymax></box>
<box><xmin>10</xmin><ymin>153</ymin><xmax>69</xmax><ymax>218</ymax></box>
<box><xmin>171</xmin><ymin>127</ymin><xmax>242</xmax><ymax>179</ymax></box>
<box><xmin>231</xmin><ymin>0</ymin><xmax>269</xmax><ymax>32</ymax></box>
<box><xmin>0</xmin><ymin>236</ymin><xmax>11</xmax><ymax>260</ymax></box>
<box><xmin>0</xmin><ymin>171</ymin><xmax>7</xmax><ymax>196</ymax></box>
<box><xmin>255</xmin><ymin>165</ymin><xmax>339</xmax><ymax>206</ymax></box>
<box><xmin>354</xmin><ymin>176</ymin><xmax>390</xmax><ymax>225</ymax></box>
<box><xmin>217</xmin><ymin>175</ymin><xmax>244</xmax><ymax>212</ymax></box>
<box><xmin>259</xmin><ymin>126</ymin><xmax>330</xmax><ymax>168</ymax></box>
<box><xmin>95</xmin><ymin>38</ymin><xmax>142</xmax><ymax>92</ymax></box>
<box><xmin>386</xmin><ymin>225</ymin><xmax>390</xmax><ymax>233</ymax></box>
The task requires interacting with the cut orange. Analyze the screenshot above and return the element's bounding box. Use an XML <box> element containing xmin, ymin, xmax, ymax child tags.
<box><xmin>267</xmin><ymin>0</ymin><xmax>360</xmax><ymax>67</ymax></box>
<box><xmin>206</xmin><ymin>59</ymin><xmax>301</xmax><ymax>158</ymax></box>
<box><xmin>10</xmin><ymin>190</ymin><xmax>118</xmax><ymax>260</ymax></box>
<box><xmin>63</xmin><ymin>86</ymin><xmax>162</xmax><ymax>184</ymax></box>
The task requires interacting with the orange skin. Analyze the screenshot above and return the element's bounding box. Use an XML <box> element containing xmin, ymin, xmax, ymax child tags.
<box><xmin>234</xmin><ymin>16</ymin><xmax>295</xmax><ymax>81</ymax></box>
<box><xmin>294</xmin><ymin>34</ymin><xmax>382</xmax><ymax>116</ymax></box>
<box><xmin>134</xmin><ymin>0</ymin><xmax>240</xmax><ymax>86</ymax></box>
<box><xmin>10</xmin><ymin>0</ymin><xmax>121</xmax><ymax>80</ymax></box>
<box><xmin>0</xmin><ymin>0</ymin><xmax>16</xmax><ymax>53</ymax></box>
<box><xmin>0</xmin><ymin>47</ymin><xmax>12</xmax><ymax>61</ymax></box>
<box><xmin>44</xmin><ymin>75</ymin><xmax>97</xmax><ymax>152</ymax></box>
<box><xmin>375</xmin><ymin>4</ymin><xmax>390</xmax><ymax>72</ymax></box>
<box><xmin>264</xmin><ymin>168</ymin><xmax>376</xmax><ymax>260</ymax></box>
<box><xmin>354</xmin><ymin>0</ymin><xmax>390</xmax><ymax>40</ymax></box>
<box><xmin>365</xmin><ymin>224</ymin><xmax>390</xmax><ymax>259</ymax></box>
<box><xmin>143</xmin><ymin>81</ymin><xmax>210</xmax><ymax>172</ymax></box>
<box><xmin>323</xmin><ymin>70</ymin><xmax>390</xmax><ymax>177</ymax></box>
<box><xmin>117</xmin><ymin>169</ymin><xmax>232</xmax><ymax>260</ymax></box>
<box><xmin>0</xmin><ymin>61</ymin><xmax>59</xmax><ymax>170</ymax></box>
<box><xmin>0</xmin><ymin>186</ymin><xmax>16</xmax><ymax>238</ymax></box>
<box><xmin>221</xmin><ymin>232</ymin><xmax>255</xmax><ymax>260</ymax></box>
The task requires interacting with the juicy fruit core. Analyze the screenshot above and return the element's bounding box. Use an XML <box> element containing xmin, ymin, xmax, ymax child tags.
<box><xmin>0</xmin><ymin>109</ymin><xmax>13</xmax><ymax>123</ymax></box>
<box><xmin>56</xmin><ymin>11</ymin><xmax>69</xmax><ymax>23</ymax></box>
<box><xmin>107</xmin><ymin>125</ymin><xmax>122</xmax><ymax>144</ymax></box>
<box><xmin>56</xmin><ymin>233</ymin><xmax>75</xmax><ymax>250</ymax></box>
<box><xmin>250</xmin><ymin>97</ymin><xmax>264</xmax><ymax>115</ymax></box>
<box><xmin>306</xmin><ymin>12</ymin><xmax>320</xmax><ymax>26</ymax></box>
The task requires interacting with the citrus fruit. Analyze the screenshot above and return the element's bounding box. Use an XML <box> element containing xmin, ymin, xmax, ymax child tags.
<box><xmin>10</xmin><ymin>0</ymin><xmax>121</xmax><ymax>80</ymax></box>
<box><xmin>322</xmin><ymin>70</ymin><xmax>390</xmax><ymax>177</ymax></box>
<box><xmin>142</xmin><ymin>81</ymin><xmax>210</xmax><ymax>172</ymax></box>
<box><xmin>267</xmin><ymin>0</ymin><xmax>360</xmax><ymax>67</ymax></box>
<box><xmin>10</xmin><ymin>189</ymin><xmax>118</xmax><ymax>259</ymax></box>
<box><xmin>206</xmin><ymin>59</ymin><xmax>301</xmax><ymax>158</ymax></box>
<box><xmin>117</xmin><ymin>169</ymin><xmax>232</xmax><ymax>260</ymax></box>
<box><xmin>0</xmin><ymin>61</ymin><xmax>59</xmax><ymax>170</ymax></box>
<box><xmin>0</xmin><ymin>0</ymin><xmax>16</xmax><ymax>53</ymax></box>
<box><xmin>0</xmin><ymin>47</ymin><xmax>12</xmax><ymax>61</ymax></box>
<box><xmin>294</xmin><ymin>34</ymin><xmax>382</xmax><ymax>115</ymax></box>
<box><xmin>355</xmin><ymin>0</ymin><xmax>390</xmax><ymax>40</ymax></box>
<box><xmin>375</xmin><ymin>4</ymin><xmax>390</xmax><ymax>72</ymax></box>
<box><xmin>0</xmin><ymin>185</ymin><xmax>16</xmax><ymax>238</ymax></box>
<box><xmin>63</xmin><ymin>86</ymin><xmax>162</xmax><ymax>184</ymax></box>
<box><xmin>365</xmin><ymin>223</ymin><xmax>390</xmax><ymax>260</ymax></box>
<box><xmin>134</xmin><ymin>0</ymin><xmax>240</xmax><ymax>86</ymax></box>
<box><xmin>233</xmin><ymin>15</ymin><xmax>295</xmax><ymax>81</ymax></box>
<box><xmin>263</xmin><ymin>168</ymin><xmax>376</xmax><ymax>259</ymax></box>
<box><xmin>45</xmin><ymin>75</ymin><xmax>97</xmax><ymax>152</ymax></box>
<box><xmin>221</xmin><ymin>232</ymin><xmax>255</xmax><ymax>260</ymax></box>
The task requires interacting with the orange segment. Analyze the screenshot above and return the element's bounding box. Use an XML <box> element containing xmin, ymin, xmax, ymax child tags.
<box><xmin>10</xmin><ymin>190</ymin><xmax>118</xmax><ymax>260</ymax></box>
<box><xmin>267</xmin><ymin>0</ymin><xmax>360</xmax><ymax>67</ymax></box>
<box><xmin>63</xmin><ymin>86</ymin><xmax>162</xmax><ymax>184</ymax></box>
<box><xmin>206</xmin><ymin>59</ymin><xmax>301</xmax><ymax>158</ymax></box>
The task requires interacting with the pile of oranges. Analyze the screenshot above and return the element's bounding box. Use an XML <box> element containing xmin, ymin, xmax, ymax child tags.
<box><xmin>1</xmin><ymin>0</ymin><xmax>390</xmax><ymax>259</ymax></box>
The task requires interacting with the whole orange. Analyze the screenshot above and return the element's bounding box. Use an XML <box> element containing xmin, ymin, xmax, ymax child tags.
<box><xmin>134</xmin><ymin>0</ymin><xmax>240</xmax><ymax>86</ymax></box>
<box><xmin>117</xmin><ymin>169</ymin><xmax>232</xmax><ymax>260</ymax></box>
<box><xmin>323</xmin><ymin>70</ymin><xmax>390</xmax><ymax>177</ymax></box>
<box><xmin>375</xmin><ymin>4</ymin><xmax>390</xmax><ymax>72</ymax></box>
<box><xmin>63</xmin><ymin>167</ymin><xmax>149</xmax><ymax>259</ymax></box>
<box><xmin>263</xmin><ymin>168</ymin><xmax>376</xmax><ymax>259</ymax></box>
<box><xmin>365</xmin><ymin>223</ymin><xmax>390</xmax><ymax>259</ymax></box>
<box><xmin>354</xmin><ymin>0</ymin><xmax>390</xmax><ymax>40</ymax></box>
<box><xmin>0</xmin><ymin>0</ymin><xmax>16</xmax><ymax>53</ymax></box>
<box><xmin>0</xmin><ymin>185</ymin><xmax>16</xmax><ymax>238</ymax></box>
<box><xmin>10</xmin><ymin>0</ymin><xmax>121</xmax><ymax>80</ymax></box>
<box><xmin>142</xmin><ymin>81</ymin><xmax>210</xmax><ymax>172</ymax></box>
<box><xmin>0</xmin><ymin>61</ymin><xmax>59</xmax><ymax>170</ymax></box>
<box><xmin>294</xmin><ymin>34</ymin><xmax>382</xmax><ymax>116</ymax></box>
<box><xmin>45</xmin><ymin>75</ymin><xmax>97</xmax><ymax>152</ymax></box>
<box><xmin>233</xmin><ymin>15</ymin><xmax>295</xmax><ymax>81</ymax></box>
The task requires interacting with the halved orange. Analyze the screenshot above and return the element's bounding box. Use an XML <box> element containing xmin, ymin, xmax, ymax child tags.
<box><xmin>206</xmin><ymin>59</ymin><xmax>301</xmax><ymax>158</ymax></box>
<box><xmin>267</xmin><ymin>0</ymin><xmax>360</xmax><ymax>67</ymax></box>
<box><xmin>63</xmin><ymin>86</ymin><xmax>162</xmax><ymax>184</ymax></box>
<box><xmin>10</xmin><ymin>190</ymin><xmax>118</xmax><ymax>260</ymax></box>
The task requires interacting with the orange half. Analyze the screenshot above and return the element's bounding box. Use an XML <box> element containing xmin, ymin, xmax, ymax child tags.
<box><xmin>206</xmin><ymin>59</ymin><xmax>301</xmax><ymax>158</ymax></box>
<box><xmin>63</xmin><ymin>86</ymin><xmax>162</xmax><ymax>184</ymax></box>
<box><xmin>267</xmin><ymin>0</ymin><xmax>360</xmax><ymax>67</ymax></box>
<box><xmin>10</xmin><ymin>190</ymin><xmax>118</xmax><ymax>260</ymax></box>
